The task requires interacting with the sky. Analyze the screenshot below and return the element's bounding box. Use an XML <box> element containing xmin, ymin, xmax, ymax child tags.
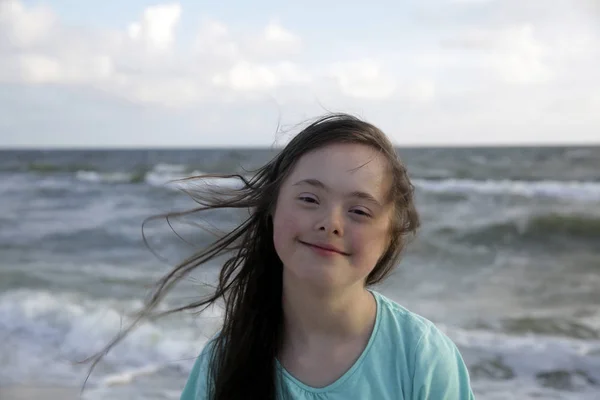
<box><xmin>0</xmin><ymin>0</ymin><xmax>599</xmax><ymax>147</ymax></box>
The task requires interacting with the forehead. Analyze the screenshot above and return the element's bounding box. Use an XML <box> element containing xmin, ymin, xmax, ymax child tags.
<box><xmin>285</xmin><ymin>143</ymin><xmax>391</xmax><ymax>199</ymax></box>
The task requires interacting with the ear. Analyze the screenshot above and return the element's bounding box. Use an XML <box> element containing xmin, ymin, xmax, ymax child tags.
<box><xmin>268</xmin><ymin>201</ymin><xmax>277</xmax><ymax>219</ymax></box>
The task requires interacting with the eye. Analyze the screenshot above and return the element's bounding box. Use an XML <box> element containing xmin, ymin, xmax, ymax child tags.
<box><xmin>298</xmin><ymin>195</ymin><xmax>318</xmax><ymax>204</ymax></box>
<box><xmin>350</xmin><ymin>208</ymin><xmax>372</xmax><ymax>218</ymax></box>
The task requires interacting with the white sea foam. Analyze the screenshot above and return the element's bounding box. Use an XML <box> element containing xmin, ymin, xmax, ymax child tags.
<box><xmin>0</xmin><ymin>289</ymin><xmax>221</xmax><ymax>385</ymax></box>
<box><xmin>1</xmin><ymin>288</ymin><xmax>598</xmax><ymax>398</ymax></box>
<box><xmin>153</xmin><ymin>163</ymin><xmax>187</xmax><ymax>174</ymax></box>
<box><xmin>142</xmin><ymin>163</ymin><xmax>245</xmax><ymax>191</ymax></box>
<box><xmin>146</xmin><ymin>173</ymin><xmax>247</xmax><ymax>193</ymax></box>
<box><xmin>414</xmin><ymin>178</ymin><xmax>600</xmax><ymax>202</ymax></box>
<box><xmin>70</xmin><ymin>164</ymin><xmax>600</xmax><ymax>203</ymax></box>
<box><xmin>440</xmin><ymin>323</ymin><xmax>600</xmax><ymax>393</ymax></box>
<box><xmin>76</xmin><ymin>171</ymin><xmax>134</xmax><ymax>184</ymax></box>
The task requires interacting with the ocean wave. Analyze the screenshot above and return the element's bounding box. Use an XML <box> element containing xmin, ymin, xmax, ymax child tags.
<box><xmin>441</xmin><ymin>323</ymin><xmax>600</xmax><ymax>393</ymax></box>
<box><xmin>72</xmin><ymin>164</ymin><xmax>245</xmax><ymax>190</ymax></box>
<box><xmin>453</xmin><ymin>212</ymin><xmax>600</xmax><ymax>246</ymax></box>
<box><xmin>152</xmin><ymin>163</ymin><xmax>187</xmax><ymax>174</ymax></box>
<box><xmin>2</xmin><ymin>289</ymin><xmax>599</xmax><ymax>391</ymax></box>
<box><xmin>22</xmin><ymin>162</ymin><xmax>597</xmax><ymax>202</ymax></box>
<box><xmin>471</xmin><ymin>378</ymin><xmax>599</xmax><ymax>400</ymax></box>
<box><xmin>75</xmin><ymin>170</ymin><xmax>144</xmax><ymax>184</ymax></box>
<box><xmin>0</xmin><ymin>289</ymin><xmax>221</xmax><ymax>385</ymax></box>
<box><xmin>68</xmin><ymin>173</ymin><xmax>600</xmax><ymax>201</ymax></box>
<box><xmin>144</xmin><ymin>170</ymin><xmax>244</xmax><ymax>190</ymax></box>
<box><xmin>471</xmin><ymin>315</ymin><xmax>599</xmax><ymax>341</ymax></box>
<box><xmin>21</xmin><ymin>161</ymin><xmax>190</xmax><ymax>176</ymax></box>
<box><xmin>414</xmin><ymin>178</ymin><xmax>600</xmax><ymax>201</ymax></box>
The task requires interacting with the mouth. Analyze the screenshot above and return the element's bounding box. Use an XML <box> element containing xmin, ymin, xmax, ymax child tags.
<box><xmin>298</xmin><ymin>240</ymin><xmax>349</xmax><ymax>256</ymax></box>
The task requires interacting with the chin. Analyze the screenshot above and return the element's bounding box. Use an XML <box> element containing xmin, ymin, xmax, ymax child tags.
<box><xmin>284</xmin><ymin>260</ymin><xmax>342</xmax><ymax>287</ymax></box>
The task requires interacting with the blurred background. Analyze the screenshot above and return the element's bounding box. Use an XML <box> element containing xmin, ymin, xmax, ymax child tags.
<box><xmin>0</xmin><ymin>0</ymin><xmax>599</xmax><ymax>399</ymax></box>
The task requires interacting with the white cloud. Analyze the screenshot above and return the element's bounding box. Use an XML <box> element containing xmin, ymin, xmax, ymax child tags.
<box><xmin>0</xmin><ymin>1</ymin><xmax>314</xmax><ymax>107</ymax></box>
<box><xmin>406</xmin><ymin>80</ymin><xmax>436</xmax><ymax>103</ymax></box>
<box><xmin>487</xmin><ymin>25</ymin><xmax>553</xmax><ymax>84</ymax></box>
<box><xmin>0</xmin><ymin>0</ymin><xmax>401</xmax><ymax>108</ymax></box>
<box><xmin>18</xmin><ymin>54</ymin><xmax>61</xmax><ymax>83</ymax></box>
<box><xmin>127</xmin><ymin>3</ymin><xmax>182</xmax><ymax>51</ymax></box>
<box><xmin>193</xmin><ymin>19</ymin><xmax>240</xmax><ymax>65</ymax></box>
<box><xmin>17</xmin><ymin>53</ymin><xmax>114</xmax><ymax>84</ymax></box>
<box><xmin>0</xmin><ymin>0</ymin><xmax>598</xmax><ymax>146</ymax></box>
<box><xmin>0</xmin><ymin>0</ymin><xmax>56</xmax><ymax>48</ymax></box>
<box><xmin>330</xmin><ymin>59</ymin><xmax>397</xmax><ymax>100</ymax></box>
<box><xmin>238</xmin><ymin>19</ymin><xmax>303</xmax><ymax>60</ymax></box>
<box><xmin>213</xmin><ymin>61</ymin><xmax>310</xmax><ymax>92</ymax></box>
<box><xmin>442</xmin><ymin>24</ymin><xmax>553</xmax><ymax>84</ymax></box>
<box><xmin>263</xmin><ymin>20</ymin><xmax>301</xmax><ymax>47</ymax></box>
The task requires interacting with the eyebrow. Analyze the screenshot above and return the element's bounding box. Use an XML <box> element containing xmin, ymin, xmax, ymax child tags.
<box><xmin>292</xmin><ymin>178</ymin><xmax>383</xmax><ymax>207</ymax></box>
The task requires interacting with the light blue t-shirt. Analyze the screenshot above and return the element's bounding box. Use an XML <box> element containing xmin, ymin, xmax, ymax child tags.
<box><xmin>180</xmin><ymin>290</ymin><xmax>475</xmax><ymax>399</ymax></box>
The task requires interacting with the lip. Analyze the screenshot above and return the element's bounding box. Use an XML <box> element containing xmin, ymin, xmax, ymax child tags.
<box><xmin>299</xmin><ymin>240</ymin><xmax>348</xmax><ymax>256</ymax></box>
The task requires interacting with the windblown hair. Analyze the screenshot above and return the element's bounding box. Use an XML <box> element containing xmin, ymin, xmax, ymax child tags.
<box><xmin>85</xmin><ymin>113</ymin><xmax>420</xmax><ymax>399</ymax></box>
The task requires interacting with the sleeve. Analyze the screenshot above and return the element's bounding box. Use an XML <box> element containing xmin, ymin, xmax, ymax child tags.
<box><xmin>411</xmin><ymin>325</ymin><xmax>475</xmax><ymax>400</ymax></box>
<box><xmin>180</xmin><ymin>342</ymin><xmax>214</xmax><ymax>400</ymax></box>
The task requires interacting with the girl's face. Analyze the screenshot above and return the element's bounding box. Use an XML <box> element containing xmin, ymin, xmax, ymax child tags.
<box><xmin>272</xmin><ymin>142</ymin><xmax>394</xmax><ymax>293</ymax></box>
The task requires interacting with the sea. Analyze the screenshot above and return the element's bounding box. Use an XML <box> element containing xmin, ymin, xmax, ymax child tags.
<box><xmin>0</xmin><ymin>146</ymin><xmax>599</xmax><ymax>399</ymax></box>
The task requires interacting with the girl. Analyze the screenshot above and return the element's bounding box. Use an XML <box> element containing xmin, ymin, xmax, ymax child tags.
<box><xmin>92</xmin><ymin>113</ymin><xmax>474</xmax><ymax>399</ymax></box>
<box><xmin>175</xmin><ymin>114</ymin><xmax>474</xmax><ymax>399</ymax></box>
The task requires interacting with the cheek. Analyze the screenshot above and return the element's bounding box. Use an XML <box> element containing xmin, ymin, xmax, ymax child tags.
<box><xmin>349</xmin><ymin>225</ymin><xmax>390</xmax><ymax>265</ymax></box>
<box><xmin>272</xmin><ymin>204</ymin><xmax>303</xmax><ymax>254</ymax></box>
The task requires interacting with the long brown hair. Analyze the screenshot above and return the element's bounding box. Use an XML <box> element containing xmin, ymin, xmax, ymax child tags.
<box><xmin>84</xmin><ymin>113</ymin><xmax>420</xmax><ymax>399</ymax></box>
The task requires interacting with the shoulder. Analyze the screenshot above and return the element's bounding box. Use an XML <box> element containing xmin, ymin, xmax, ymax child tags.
<box><xmin>180</xmin><ymin>336</ymin><xmax>218</xmax><ymax>400</ymax></box>
<box><xmin>373</xmin><ymin>290</ymin><xmax>437</xmax><ymax>346</ymax></box>
<box><xmin>372</xmin><ymin>291</ymin><xmax>475</xmax><ymax>399</ymax></box>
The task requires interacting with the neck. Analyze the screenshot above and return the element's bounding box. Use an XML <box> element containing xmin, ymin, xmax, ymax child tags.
<box><xmin>280</xmin><ymin>271</ymin><xmax>377</xmax><ymax>349</ymax></box>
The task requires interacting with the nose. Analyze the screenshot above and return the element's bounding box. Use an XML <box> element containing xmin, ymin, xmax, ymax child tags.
<box><xmin>315</xmin><ymin>206</ymin><xmax>344</xmax><ymax>236</ymax></box>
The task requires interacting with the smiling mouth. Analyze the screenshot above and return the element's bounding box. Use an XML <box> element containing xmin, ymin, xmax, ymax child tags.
<box><xmin>298</xmin><ymin>240</ymin><xmax>349</xmax><ymax>256</ymax></box>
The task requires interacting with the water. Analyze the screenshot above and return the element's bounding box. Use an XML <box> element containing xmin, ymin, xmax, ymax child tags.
<box><xmin>1</xmin><ymin>147</ymin><xmax>599</xmax><ymax>399</ymax></box>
